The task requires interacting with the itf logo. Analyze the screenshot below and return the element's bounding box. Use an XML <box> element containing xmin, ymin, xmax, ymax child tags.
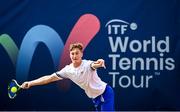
<box><xmin>105</xmin><ymin>19</ymin><xmax>137</xmax><ymax>35</ymax></box>
<box><xmin>0</xmin><ymin>14</ymin><xmax>100</xmax><ymax>83</ymax></box>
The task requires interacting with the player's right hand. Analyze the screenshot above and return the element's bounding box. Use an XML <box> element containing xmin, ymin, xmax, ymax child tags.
<box><xmin>20</xmin><ymin>82</ymin><xmax>31</xmax><ymax>89</ymax></box>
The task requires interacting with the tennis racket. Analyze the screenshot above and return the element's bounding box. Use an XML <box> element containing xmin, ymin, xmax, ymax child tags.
<box><xmin>8</xmin><ymin>79</ymin><xmax>22</xmax><ymax>99</ymax></box>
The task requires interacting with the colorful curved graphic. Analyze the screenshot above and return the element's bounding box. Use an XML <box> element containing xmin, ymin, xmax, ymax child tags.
<box><xmin>0</xmin><ymin>34</ymin><xmax>18</xmax><ymax>66</ymax></box>
<box><xmin>1</xmin><ymin>13</ymin><xmax>100</xmax><ymax>86</ymax></box>
<box><xmin>16</xmin><ymin>25</ymin><xmax>64</xmax><ymax>82</ymax></box>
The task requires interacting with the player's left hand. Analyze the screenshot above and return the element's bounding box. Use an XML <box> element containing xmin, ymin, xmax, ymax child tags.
<box><xmin>94</xmin><ymin>59</ymin><xmax>106</xmax><ymax>69</ymax></box>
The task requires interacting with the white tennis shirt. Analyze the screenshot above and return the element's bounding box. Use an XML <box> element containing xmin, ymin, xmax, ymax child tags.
<box><xmin>55</xmin><ymin>60</ymin><xmax>107</xmax><ymax>98</ymax></box>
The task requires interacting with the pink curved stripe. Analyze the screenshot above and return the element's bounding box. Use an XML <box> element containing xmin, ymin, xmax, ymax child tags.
<box><xmin>59</xmin><ymin>14</ymin><xmax>100</xmax><ymax>68</ymax></box>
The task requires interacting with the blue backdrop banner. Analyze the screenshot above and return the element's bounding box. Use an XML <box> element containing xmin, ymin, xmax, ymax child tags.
<box><xmin>0</xmin><ymin>0</ymin><xmax>180</xmax><ymax>111</ymax></box>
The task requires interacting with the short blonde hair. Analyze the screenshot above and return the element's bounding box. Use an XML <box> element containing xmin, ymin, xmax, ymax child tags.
<box><xmin>69</xmin><ymin>43</ymin><xmax>83</xmax><ymax>52</ymax></box>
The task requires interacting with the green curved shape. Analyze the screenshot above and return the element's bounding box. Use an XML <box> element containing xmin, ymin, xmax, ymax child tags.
<box><xmin>0</xmin><ymin>34</ymin><xmax>18</xmax><ymax>66</ymax></box>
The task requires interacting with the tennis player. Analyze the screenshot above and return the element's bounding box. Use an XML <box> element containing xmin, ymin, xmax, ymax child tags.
<box><xmin>21</xmin><ymin>42</ymin><xmax>114</xmax><ymax>111</ymax></box>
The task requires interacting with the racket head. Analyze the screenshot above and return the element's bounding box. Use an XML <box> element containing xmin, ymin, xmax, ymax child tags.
<box><xmin>8</xmin><ymin>79</ymin><xmax>21</xmax><ymax>99</ymax></box>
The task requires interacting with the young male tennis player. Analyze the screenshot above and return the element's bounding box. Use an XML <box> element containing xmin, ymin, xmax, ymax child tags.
<box><xmin>20</xmin><ymin>42</ymin><xmax>114</xmax><ymax>111</ymax></box>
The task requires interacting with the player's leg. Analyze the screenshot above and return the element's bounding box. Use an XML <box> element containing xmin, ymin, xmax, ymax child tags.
<box><xmin>101</xmin><ymin>85</ymin><xmax>115</xmax><ymax>111</ymax></box>
<box><xmin>92</xmin><ymin>95</ymin><xmax>102</xmax><ymax>111</ymax></box>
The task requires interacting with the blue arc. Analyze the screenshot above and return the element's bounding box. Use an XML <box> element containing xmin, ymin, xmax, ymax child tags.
<box><xmin>16</xmin><ymin>25</ymin><xmax>64</xmax><ymax>82</ymax></box>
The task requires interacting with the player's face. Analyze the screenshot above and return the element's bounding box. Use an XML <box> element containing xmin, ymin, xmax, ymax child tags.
<box><xmin>70</xmin><ymin>48</ymin><xmax>83</xmax><ymax>65</ymax></box>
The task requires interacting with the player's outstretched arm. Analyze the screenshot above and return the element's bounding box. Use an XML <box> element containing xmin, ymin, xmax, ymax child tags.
<box><xmin>20</xmin><ymin>73</ymin><xmax>62</xmax><ymax>89</ymax></box>
<box><xmin>91</xmin><ymin>59</ymin><xmax>106</xmax><ymax>70</ymax></box>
